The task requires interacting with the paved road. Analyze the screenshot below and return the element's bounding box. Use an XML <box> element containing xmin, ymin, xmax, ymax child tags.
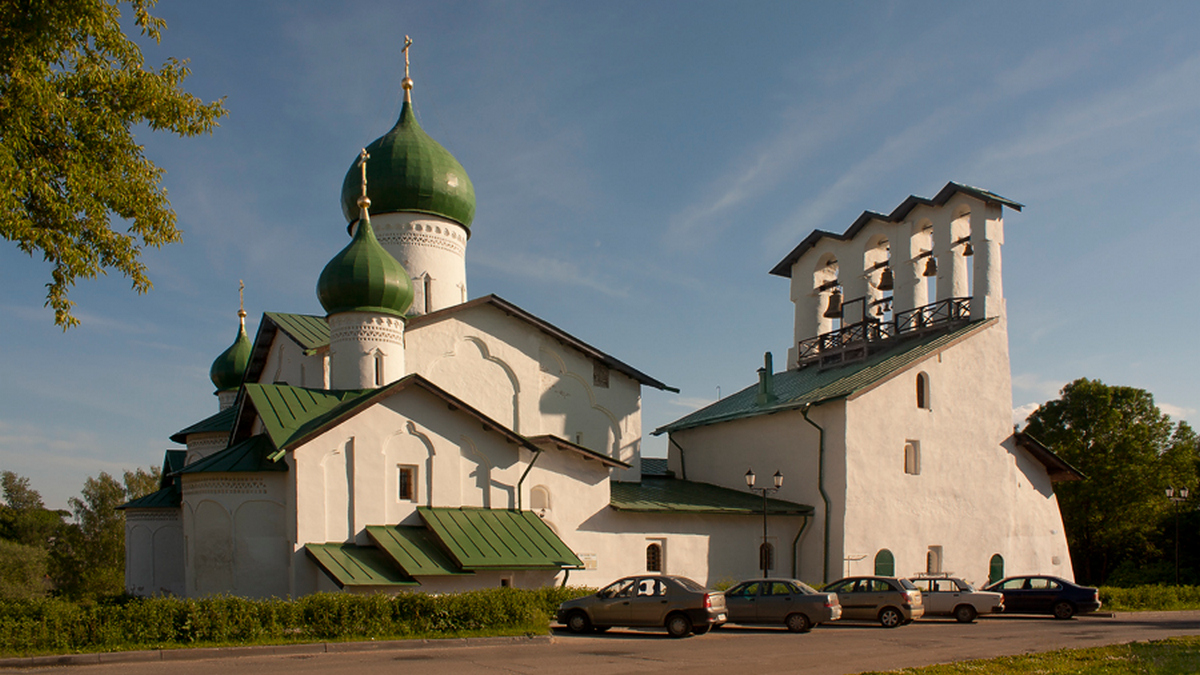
<box><xmin>15</xmin><ymin>612</ymin><xmax>1200</xmax><ymax>675</ymax></box>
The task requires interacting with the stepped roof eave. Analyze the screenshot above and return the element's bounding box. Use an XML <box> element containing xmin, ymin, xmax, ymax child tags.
<box><xmin>610</xmin><ymin>477</ymin><xmax>813</xmax><ymax>515</ymax></box>
<box><xmin>770</xmin><ymin>182</ymin><xmax>1023</xmax><ymax>278</ymax></box>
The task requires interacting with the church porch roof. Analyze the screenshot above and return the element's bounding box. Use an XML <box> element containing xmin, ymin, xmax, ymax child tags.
<box><xmin>174</xmin><ymin>434</ymin><xmax>285</xmax><ymax>475</ymax></box>
<box><xmin>169</xmin><ymin>406</ymin><xmax>236</xmax><ymax>444</ymax></box>
<box><xmin>304</xmin><ymin>543</ymin><xmax>418</xmax><ymax>588</ymax></box>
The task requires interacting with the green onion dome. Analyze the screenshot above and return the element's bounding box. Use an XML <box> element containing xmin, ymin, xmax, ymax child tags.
<box><xmin>210</xmin><ymin>317</ymin><xmax>251</xmax><ymax>392</ymax></box>
<box><xmin>339</xmin><ymin>100</ymin><xmax>475</xmax><ymax>229</ymax></box>
<box><xmin>317</xmin><ymin>212</ymin><xmax>414</xmax><ymax>318</ymax></box>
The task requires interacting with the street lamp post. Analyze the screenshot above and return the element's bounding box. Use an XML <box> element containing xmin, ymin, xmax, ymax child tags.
<box><xmin>1166</xmin><ymin>486</ymin><xmax>1190</xmax><ymax>586</ymax></box>
<box><xmin>746</xmin><ymin>469</ymin><xmax>783</xmax><ymax>579</ymax></box>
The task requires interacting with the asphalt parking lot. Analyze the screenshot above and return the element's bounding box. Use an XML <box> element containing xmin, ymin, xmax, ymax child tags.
<box><xmin>5</xmin><ymin>611</ymin><xmax>1199</xmax><ymax>675</ymax></box>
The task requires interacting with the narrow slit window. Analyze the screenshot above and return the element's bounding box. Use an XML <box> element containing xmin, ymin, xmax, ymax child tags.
<box><xmin>398</xmin><ymin>465</ymin><xmax>417</xmax><ymax>501</ymax></box>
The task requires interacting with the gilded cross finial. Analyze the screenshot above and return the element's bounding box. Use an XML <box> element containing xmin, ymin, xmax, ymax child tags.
<box><xmin>357</xmin><ymin>149</ymin><xmax>371</xmax><ymax>213</ymax></box>
<box><xmin>238</xmin><ymin>280</ymin><xmax>246</xmax><ymax>323</ymax></box>
<box><xmin>401</xmin><ymin>35</ymin><xmax>414</xmax><ymax>101</ymax></box>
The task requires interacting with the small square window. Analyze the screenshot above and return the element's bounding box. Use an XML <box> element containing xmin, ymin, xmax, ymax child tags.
<box><xmin>398</xmin><ymin>465</ymin><xmax>417</xmax><ymax>501</ymax></box>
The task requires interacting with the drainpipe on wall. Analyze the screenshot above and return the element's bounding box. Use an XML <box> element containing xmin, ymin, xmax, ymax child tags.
<box><xmin>791</xmin><ymin>514</ymin><xmax>810</xmax><ymax>579</ymax></box>
<box><xmin>669</xmin><ymin>436</ymin><xmax>688</xmax><ymax>479</ymax></box>
<box><xmin>801</xmin><ymin>404</ymin><xmax>832</xmax><ymax>584</ymax></box>
<box><xmin>516</xmin><ymin>448</ymin><xmax>542</xmax><ymax>511</ymax></box>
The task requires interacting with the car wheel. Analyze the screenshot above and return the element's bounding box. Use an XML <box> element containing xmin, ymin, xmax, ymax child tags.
<box><xmin>692</xmin><ymin>624</ymin><xmax>711</xmax><ymax>635</ymax></box>
<box><xmin>954</xmin><ymin>605</ymin><xmax>977</xmax><ymax>624</ymax></box>
<box><xmin>666</xmin><ymin>613</ymin><xmax>693</xmax><ymax>638</ymax></box>
<box><xmin>566</xmin><ymin>610</ymin><xmax>591</xmax><ymax>634</ymax></box>
<box><xmin>785</xmin><ymin>613</ymin><xmax>812</xmax><ymax>633</ymax></box>
<box><xmin>1053</xmin><ymin>601</ymin><xmax>1076</xmax><ymax>620</ymax></box>
<box><xmin>878</xmin><ymin>607</ymin><xmax>903</xmax><ymax>628</ymax></box>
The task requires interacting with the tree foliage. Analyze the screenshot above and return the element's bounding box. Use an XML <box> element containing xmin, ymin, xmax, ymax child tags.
<box><xmin>1025</xmin><ymin>378</ymin><xmax>1198</xmax><ymax>586</ymax></box>
<box><xmin>0</xmin><ymin>0</ymin><xmax>226</xmax><ymax>328</ymax></box>
<box><xmin>52</xmin><ymin>472</ymin><xmax>128</xmax><ymax>597</ymax></box>
<box><xmin>0</xmin><ymin>470</ymin><xmax>67</xmax><ymax>548</ymax></box>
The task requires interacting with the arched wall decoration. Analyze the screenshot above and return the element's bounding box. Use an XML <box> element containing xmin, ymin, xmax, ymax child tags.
<box><xmin>874</xmin><ymin>549</ymin><xmax>895</xmax><ymax>576</ymax></box>
<box><xmin>431</xmin><ymin>335</ymin><xmax>521</xmax><ymax>431</ymax></box>
<box><xmin>403</xmin><ymin>421</ymin><xmax>437</xmax><ymax>507</ymax></box>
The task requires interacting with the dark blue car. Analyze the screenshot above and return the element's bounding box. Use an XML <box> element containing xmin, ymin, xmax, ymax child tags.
<box><xmin>982</xmin><ymin>575</ymin><xmax>1101</xmax><ymax>619</ymax></box>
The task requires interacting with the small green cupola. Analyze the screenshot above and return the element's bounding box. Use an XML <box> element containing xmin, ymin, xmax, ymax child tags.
<box><xmin>319</xmin><ymin>152</ymin><xmax>415</xmax><ymax>318</ymax></box>
<box><xmin>338</xmin><ymin>47</ymin><xmax>475</xmax><ymax>229</ymax></box>
<box><xmin>210</xmin><ymin>284</ymin><xmax>252</xmax><ymax>393</ymax></box>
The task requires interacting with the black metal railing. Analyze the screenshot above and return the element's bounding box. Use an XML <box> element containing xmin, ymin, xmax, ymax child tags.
<box><xmin>795</xmin><ymin>297</ymin><xmax>971</xmax><ymax>368</ymax></box>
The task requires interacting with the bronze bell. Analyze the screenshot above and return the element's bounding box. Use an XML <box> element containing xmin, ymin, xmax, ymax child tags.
<box><xmin>963</xmin><ymin>241</ymin><xmax>974</xmax><ymax>256</ymax></box>
<box><xmin>878</xmin><ymin>266</ymin><xmax>894</xmax><ymax>291</ymax></box>
<box><xmin>923</xmin><ymin>257</ymin><xmax>938</xmax><ymax>277</ymax></box>
<box><xmin>823</xmin><ymin>289</ymin><xmax>843</xmax><ymax>318</ymax></box>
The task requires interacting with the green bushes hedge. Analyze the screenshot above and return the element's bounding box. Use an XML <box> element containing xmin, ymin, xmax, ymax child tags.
<box><xmin>0</xmin><ymin>586</ymin><xmax>594</xmax><ymax>657</ymax></box>
<box><xmin>1099</xmin><ymin>585</ymin><xmax>1200</xmax><ymax>611</ymax></box>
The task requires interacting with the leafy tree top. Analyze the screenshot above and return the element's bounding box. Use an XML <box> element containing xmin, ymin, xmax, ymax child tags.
<box><xmin>0</xmin><ymin>0</ymin><xmax>226</xmax><ymax>328</ymax></box>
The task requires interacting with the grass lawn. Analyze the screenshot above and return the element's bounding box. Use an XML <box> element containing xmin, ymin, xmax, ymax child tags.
<box><xmin>860</xmin><ymin>636</ymin><xmax>1200</xmax><ymax>674</ymax></box>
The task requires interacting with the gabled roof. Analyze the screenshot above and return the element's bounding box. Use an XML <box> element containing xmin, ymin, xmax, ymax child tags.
<box><xmin>655</xmin><ymin>319</ymin><xmax>994</xmax><ymax>435</ymax></box>
<box><xmin>418</xmin><ymin>506</ymin><xmax>584</xmax><ymax>570</ymax></box>
<box><xmin>408</xmin><ymin>294</ymin><xmax>678</xmax><ymax>393</ymax></box>
<box><xmin>640</xmin><ymin>457</ymin><xmax>673</xmax><ymax>477</ymax></box>
<box><xmin>243</xmin><ymin>312</ymin><xmax>331</xmax><ymax>386</ymax></box>
<box><xmin>234</xmin><ymin>374</ymin><xmax>542</xmax><ymax>460</ymax></box>
<box><xmin>304</xmin><ymin>543</ymin><xmax>418</xmax><ymax>588</ymax></box>
<box><xmin>117</xmin><ymin>485</ymin><xmax>181</xmax><ymax>510</ymax></box>
<box><xmin>770</xmin><ymin>182</ymin><xmax>1023</xmax><ymax>278</ymax></box>
<box><xmin>174</xmin><ymin>434</ymin><xmax>286</xmax><ymax>475</ymax></box>
<box><xmin>527</xmin><ymin>434</ymin><xmax>630</xmax><ymax>469</ymax></box>
<box><xmin>161</xmin><ymin>450</ymin><xmax>187</xmax><ymax>486</ymax></box>
<box><xmin>366</xmin><ymin>525</ymin><xmax>471</xmax><ymax>576</ymax></box>
<box><xmin>169</xmin><ymin>406</ymin><xmax>236</xmax><ymax>444</ymax></box>
<box><xmin>610</xmin><ymin>477</ymin><xmax>812</xmax><ymax>515</ymax></box>
<box><xmin>1015</xmin><ymin>431</ymin><xmax>1086</xmax><ymax>483</ymax></box>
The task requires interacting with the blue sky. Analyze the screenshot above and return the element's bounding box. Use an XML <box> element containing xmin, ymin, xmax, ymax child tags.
<box><xmin>3</xmin><ymin>1</ymin><xmax>1199</xmax><ymax>508</ymax></box>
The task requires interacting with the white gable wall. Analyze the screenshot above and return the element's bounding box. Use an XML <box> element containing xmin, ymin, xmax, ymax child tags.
<box><xmin>257</xmin><ymin>331</ymin><xmax>328</xmax><ymax>388</ymax></box>
<box><xmin>841</xmin><ymin>319</ymin><xmax>1072</xmax><ymax>586</ymax></box>
<box><xmin>407</xmin><ymin>305</ymin><xmax>643</xmax><ymax>481</ymax></box>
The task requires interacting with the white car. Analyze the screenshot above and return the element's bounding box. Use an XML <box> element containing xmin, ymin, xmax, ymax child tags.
<box><xmin>908</xmin><ymin>576</ymin><xmax>1004</xmax><ymax>623</ymax></box>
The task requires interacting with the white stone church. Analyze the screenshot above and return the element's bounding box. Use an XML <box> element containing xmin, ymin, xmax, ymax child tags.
<box><xmin>120</xmin><ymin>61</ymin><xmax>1079</xmax><ymax>598</ymax></box>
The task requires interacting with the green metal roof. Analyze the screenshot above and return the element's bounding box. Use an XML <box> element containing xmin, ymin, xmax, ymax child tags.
<box><xmin>610</xmin><ymin>478</ymin><xmax>813</xmax><ymax>515</ymax></box>
<box><xmin>418</xmin><ymin>507</ymin><xmax>583</xmax><ymax>570</ymax></box>
<box><xmin>317</xmin><ymin>213</ymin><xmax>414</xmax><ymax>318</ymax></box>
<box><xmin>162</xmin><ymin>450</ymin><xmax>187</xmax><ymax>484</ymax></box>
<box><xmin>264</xmin><ymin>312</ymin><xmax>330</xmax><ymax>353</ymax></box>
<box><xmin>340</xmin><ymin>99</ymin><xmax>476</xmax><ymax>228</ymax></box>
<box><xmin>305</xmin><ymin>543</ymin><xmax>418</xmax><ymax>588</ymax></box>
<box><xmin>656</xmin><ymin>319</ymin><xmax>994</xmax><ymax>435</ymax></box>
<box><xmin>175</xmin><ymin>434</ymin><xmax>286</xmax><ymax>475</ymax></box>
<box><xmin>242</xmin><ymin>383</ymin><xmax>371</xmax><ymax>451</ymax></box>
<box><xmin>366</xmin><ymin>525</ymin><xmax>470</xmax><ymax>576</ymax></box>
<box><xmin>117</xmin><ymin>485</ymin><xmax>181</xmax><ymax>510</ymax></box>
<box><xmin>170</xmin><ymin>406</ymin><xmax>236</xmax><ymax>444</ymax></box>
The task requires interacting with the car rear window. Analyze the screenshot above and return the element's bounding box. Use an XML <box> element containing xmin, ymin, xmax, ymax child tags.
<box><xmin>899</xmin><ymin>579</ymin><xmax>918</xmax><ymax>590</ymax></box>
<box><xmin>673</xmin><ymin>577</ymin><xmax>706</xmax><ymax>592</ymax></box>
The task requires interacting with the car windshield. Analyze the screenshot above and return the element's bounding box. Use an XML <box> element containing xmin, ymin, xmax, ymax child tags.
<box><xmin>673</xmin><ymin>577</ymin><xmax>706</xmax><ymax>592</ymax></box>
<box><xmin>899</xmin><ymin>579</ymin><xmax>918</xmax><ymax>590</ymax></box>
<box><xmin>960</xmin><ymin>581</ymin><xmax>976</xmax><ymax>592</ymax></box>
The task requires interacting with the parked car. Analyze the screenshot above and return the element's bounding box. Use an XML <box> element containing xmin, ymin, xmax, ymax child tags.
<box><xmin>557</xmin><ymin>575</ymin><xmax>728</xmax><ymax>637</ymax></box>
<box><xmin>908</xmin><ymin>576</ymin><xmax>1004</xmax><ymax>623</ymax></box>
<box><xmin>723</xmin><ymin>578</ymin><xmax>842</xmax><ymax>632</ymax></box>
<box><xmin>823</xmin><ymin>576</ymin><xmax>924</xmax><ymax>627</ymax></box>
<box><xmin>982</xmin><ymin>575</ymin><xmax>1101</xmax><ymax>619</ymax></box>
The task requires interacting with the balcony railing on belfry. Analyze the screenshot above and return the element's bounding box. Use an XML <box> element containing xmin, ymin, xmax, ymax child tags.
<box><xmin>795</xmin><ymin>297</ymin><xmax>971</xmax><ymax>369</ymax></box>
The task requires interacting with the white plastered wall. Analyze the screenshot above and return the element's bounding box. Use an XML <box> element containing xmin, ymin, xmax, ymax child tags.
<box><xmin>185</xmin><ymin>432</ymin><xmax>229</xmax><ymax>465</ymax></box>
<box><xmin>370</xmin><ymin>212</ymin><xmax>468</xmax><ymax>316</ymax></box>
<box><xmin>124</xmin><ymin>509</ymin><xmax>184</xmax><ymax>596</ymax></box>
<box><xmin>257</xmin><ymin>331</ymin><xmax>329</xmax><ymax>388</ymax></box>
<box><xmin>406</xmin><ymin>304</ymin><xmax>643</xmax><ymax>481</ymax></box>
<box><xmin>839</xmin><ymin>321</ymin><xmax>1072</xmax><ymax>586</ymax></box>
<box><xmin>181</xmin><ymin>472</ymin><xmax>290</xmax><ymax>598</ymax></box>
<box><xmin>666</xmin><ymin>403</ymin><xmax>848</xmax><ymax>585</ymax></box>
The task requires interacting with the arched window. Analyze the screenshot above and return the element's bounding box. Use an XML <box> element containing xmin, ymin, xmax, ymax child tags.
<box><xmin>374</xmin><ymin>350</ymin><xmax>385</xmax><ymax>387</ymax></box>
<box><xmin>916</xmin><ymin>372</ymin><xmax>930</xmax><ymax>409</ymax></box>
<box><xmin>874</xmin><ymin>549</ymin><xmax>895</xmax><ymax>576</ymax></box>
<box><xmin>646</xmin><ymin>543</ymin><xmax>662</xmax><ymax>572</ymax></box>
<box><xmin>904</xmin><ymin>441</ymin><xmax>921</xmax><ymax>475</ymax></box>
<box><xmin>989</xmin><ymin>554</ymin><xmax>1005</xmax><ymax>584</ymax></box>
<box><xmin>759</xmin><ymin>542</ymin><xmax>774</xmax><ymax>573</ymax></box>
<box><xmin>926</xmin><ymin>546</ymin><xmax>942</xmax><ymax>574</ymax></box>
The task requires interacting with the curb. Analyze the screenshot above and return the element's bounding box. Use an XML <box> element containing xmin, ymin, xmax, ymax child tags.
<box><xmin>0</xmin><ymin>635</ymin><xmax>553</xmax><ymax>669</ymax></box>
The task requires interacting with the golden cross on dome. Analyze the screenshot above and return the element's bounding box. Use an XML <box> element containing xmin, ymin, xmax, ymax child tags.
<box><xmin>359</xmin><ymin>148</ymin><xmax>370</xmax><ymax>197</ymax></box>
<box><xmin>401</xmin><ymin>36</ymin><xmax>414</xmax><ymax>101</ymax></box>
<box><xmin>238</xmin><ymin>280</ymin><xmax>246</xmax><ymax>322</ymax></box>
<box><xmin>403</xmin><ymin>36</ymin><xmax>413</xmax><ymax>79</ymax></box>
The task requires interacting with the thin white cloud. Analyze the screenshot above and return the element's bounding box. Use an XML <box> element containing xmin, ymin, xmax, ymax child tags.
<box><xmin>1158</xmin><ymin>402</ymin><xmax>1196</xmax><ymax>421</ymax></box>
<box><xmin>1012</xmin><ymin>373</ymin><xmax>1067</xmax><ymax>401</ymax></box>
<box><xmin>1012</xmin><ymin>402</ymin><xmax>1040</xmax><ymax>428</ymax></box>
<box><xmin>472</xmin><ymin>249</ymin><xmax>626</xmax><ymax>298</ymax></box>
